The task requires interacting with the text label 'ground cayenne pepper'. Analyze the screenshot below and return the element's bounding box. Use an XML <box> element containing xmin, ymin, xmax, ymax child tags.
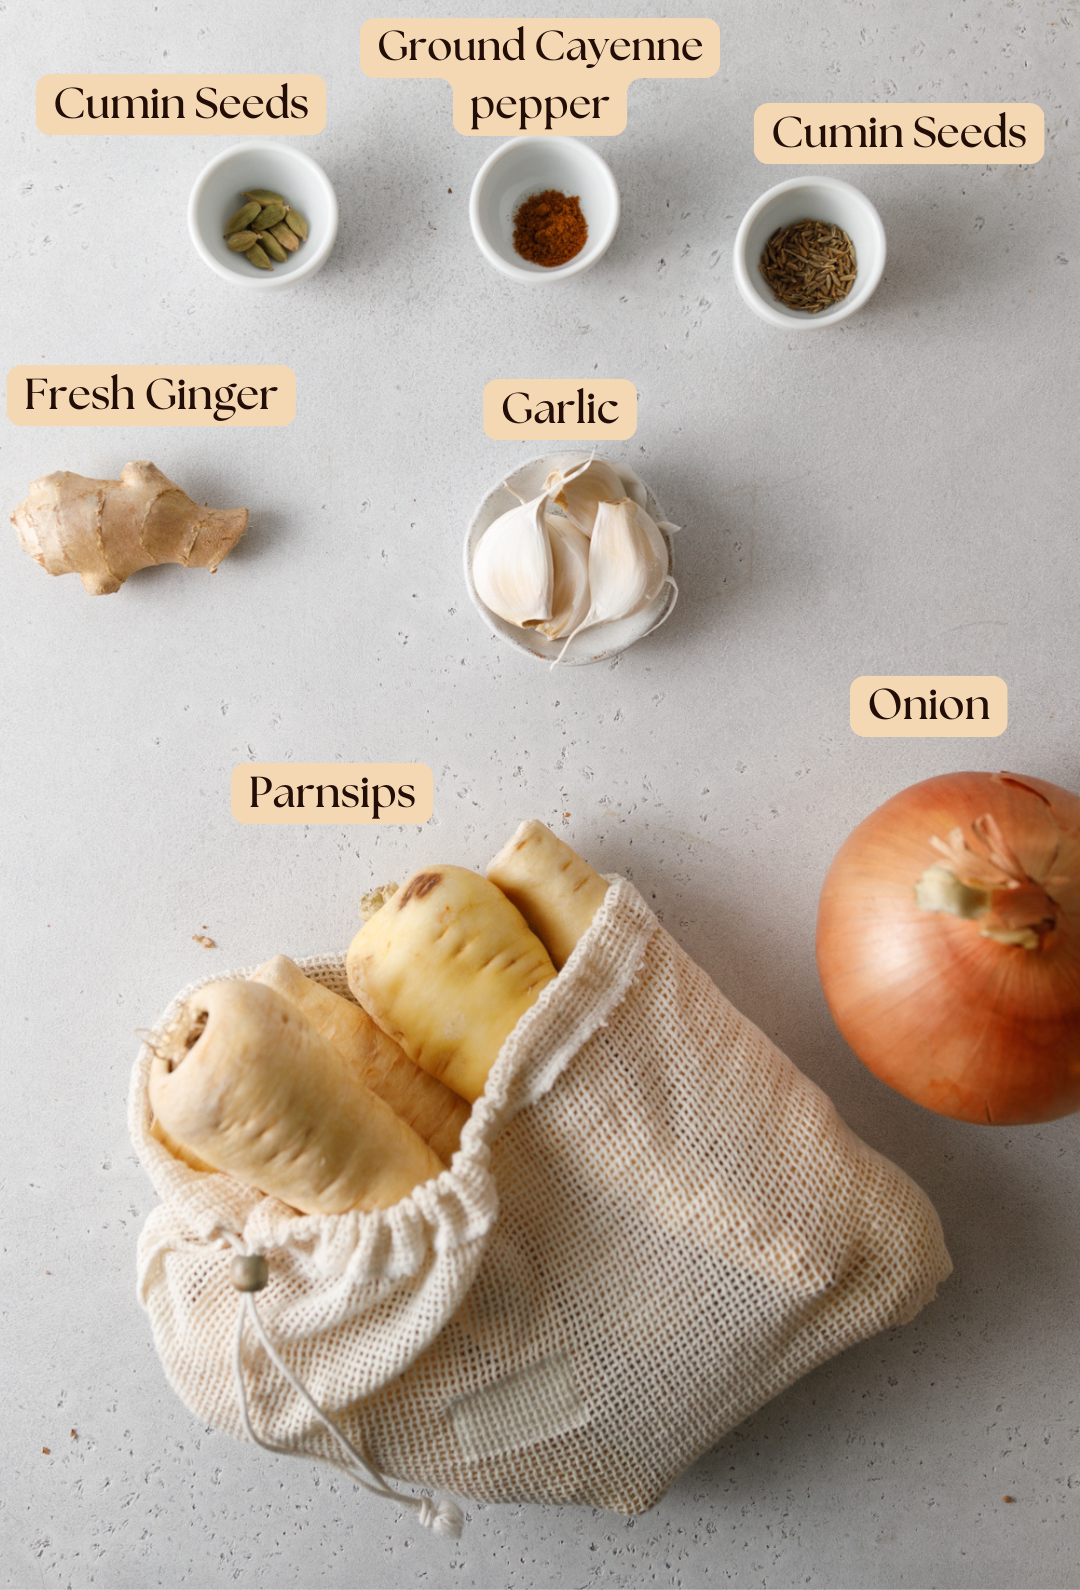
<box><xmin>359</xmin><ymin>19</ymin><xmax>721</xmax><ymax>135</ymax></box>
<box><xmin>513</xmin><ymin>190</ymin><xmax>587</xmax><ymax>266</ymax></box>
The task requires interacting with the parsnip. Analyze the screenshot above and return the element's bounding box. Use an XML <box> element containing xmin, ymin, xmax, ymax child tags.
<box><xmin>150</xmin><ymin>1113</ymin><xmax>217</xmax><ymax>1172</ymax></box>
<box><xmin>253</xmin><ymin>954</ymin><xmax>470</xmax><ymax>1163</ymax></box>
<box><xmin>347</xmin><ymin>865</ymin><xmax>556</xmax><ymax>1102</ymax></box>
<box><xmin>486</xmin><ymin>820</ymin><xmax>609</xmax><ymax>969</ymax></box>
<box><xmin>148</xmin><ymin>980</ymin><xmax>444</xmax><ymax>1214</ymax></box>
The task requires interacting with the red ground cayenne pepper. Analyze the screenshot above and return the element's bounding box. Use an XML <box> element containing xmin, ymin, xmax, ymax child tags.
<box><xmin>512</xmin><ymin>189</ymin><xmax>588</xmax><ymax>267</ymax></box>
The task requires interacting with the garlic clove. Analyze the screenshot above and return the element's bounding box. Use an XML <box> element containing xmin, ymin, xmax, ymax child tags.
<box><xmin>543</xmin><ymin>455</ymin><xmax>626</xmax><ymax>536</ymax></box>
<box><xmin>587</xmin><ymin>497</ymin><xmax>668</xmax><ymax>618</ymax></box>
<box><xmin>537</xmin><ymin>515</ymin><xmax>591</xmax><ymax>639</ymax></box>
<box><xmin>554</xmin><ymin>497</ymin><xmax>669</xmax><ymax>662</ymax></box>
<box><xmin>472</xmin><ymin>494</ymin><xmax>554</xmax><ymax>628</ymax></box>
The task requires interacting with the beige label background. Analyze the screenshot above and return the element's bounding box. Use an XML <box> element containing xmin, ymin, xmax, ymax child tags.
<box><xmin>232</xmin><ymin>764</ymin><xmax>434</xmax><ymax>824</ymax></box>
<box><xmin>484</xmin><ymin>379</ymin><xmax>637</xmax><ymax>439</ymax></box>
<box><xmin>755</xmin><ymin>103</ymin><xmax>1043</xmax><ymax>163</ymax></box>
<box><xmin>851</xmin><ymin>677</ymin><xmax>1007</xmax><ymax>737</ymax></box>
<box><xmin>360</xmin><ymin>18</ymin><xmax>720</xmax><ymax>134</ymax></box>
<box><xmin>8</xmin><ymin>367</ymin><xmax>295</xmax><ymax>427</ymax></box>
<box><xmin>36</xmin><ymin>75</ymin><xmax>325</xmax><ymax>134</ymax></box>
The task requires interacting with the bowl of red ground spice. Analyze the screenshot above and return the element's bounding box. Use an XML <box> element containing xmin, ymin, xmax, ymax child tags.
<box><xmin>469</xmin><ymin>137</ymin><xmax>620</xmax><ymax>283</ymax></box>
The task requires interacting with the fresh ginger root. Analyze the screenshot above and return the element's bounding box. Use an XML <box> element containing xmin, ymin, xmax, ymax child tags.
<box><xmin>253</xmin><ymin>955</ymin><xmax>471</xmax><ymax>1164</ymax></box>
<box><xmin>486</xmin><ymin>820</ymin><xmax>610</xmax><ymax>969</ymax></box>
<box><xmin>148</xmin><ymin>979</ymin><xmax>445</xmax><ymax>1214</ymax></box>
<box><xmin>11</xmin><ymin>461</ymin><xmax>248</xmax><ymax>594</ymax></box>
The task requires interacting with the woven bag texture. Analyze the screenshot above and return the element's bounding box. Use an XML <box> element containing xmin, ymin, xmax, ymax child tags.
<box><xmin>131</xmin><ymin>877</ymin><xmax>951</xmax><ymax>1514</ymax></box>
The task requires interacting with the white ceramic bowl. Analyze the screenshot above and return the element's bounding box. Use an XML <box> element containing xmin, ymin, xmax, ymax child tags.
<box><xmin>733</xmin><ymin>176</ymin><xmax>886</xmax><ymax>329</ymax></box>
<box><xmin>188</xmin><ymin>141</ymin><xmax>338</xmax><ymax>289</ymax></box>
<box><xmin>464</xmin><ymin>453</ymin><xmax>678</xmax><ymax>665</ymax></box>
<box><xmin>469</xmin><ymin>138</ymin><xmax>619</xmax><ymax>283</ymax></box>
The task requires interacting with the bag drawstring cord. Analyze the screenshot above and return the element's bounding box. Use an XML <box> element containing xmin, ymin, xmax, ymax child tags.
<box><xmin>228</xmin><ymin>1251</ymin><xmax>464</xmax><ymax>1540</ymax></box>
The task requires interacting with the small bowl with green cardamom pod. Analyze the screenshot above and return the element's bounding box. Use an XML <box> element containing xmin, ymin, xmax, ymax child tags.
<box><xmin>188</xmin><ymin>141</ymin><xmax>338</xmax><ymax>289</ymax></box>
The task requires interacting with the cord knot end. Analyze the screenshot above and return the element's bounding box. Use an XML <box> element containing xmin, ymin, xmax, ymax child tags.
<box><xmin>416</xmin><ymin>1494</ymin><xmax>464</xmax><ymax>1538</ymax></box>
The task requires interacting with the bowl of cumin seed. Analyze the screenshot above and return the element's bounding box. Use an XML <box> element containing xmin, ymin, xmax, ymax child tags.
<box><xmin>733</xmin><ymin>176</ymin><xmax>886</xmax><ymax>328</ymax></box>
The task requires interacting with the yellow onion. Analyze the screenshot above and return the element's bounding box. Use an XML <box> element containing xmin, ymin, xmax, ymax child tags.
<box><xmin>816</xmin><ymin>771</ymin><xmax>1080</xmax><ymax>1125</ymax></box>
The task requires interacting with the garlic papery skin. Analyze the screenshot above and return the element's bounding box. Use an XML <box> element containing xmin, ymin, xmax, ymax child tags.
<box><xmin>543</xmin><ymin>455</ymin><xmax>626</xmax><ymax>536</ymax></box>
<box><xmin>537</xmin><ymin>515</ymin><xmax>591</xmax><ymax>639</ymax></box>
<box><xmin>555</xmin><ymin>497</ymin><xmax>668</xmax><ymax>661</ymax></box>
<box><xmin>471</xmin><ymin>493</ymin><xmax>554</xmax><ymax>628</ymax></box>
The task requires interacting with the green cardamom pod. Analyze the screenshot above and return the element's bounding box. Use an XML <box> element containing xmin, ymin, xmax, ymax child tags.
<box><xmin>268</xmin><ymin>222</ymin><xmax>299</xmax><ymax>252</ymax></box>
<box><xmin>224</xmin><ymin>200</ymin><xmax>261</xmax><ymax>236</ymax></box>
<box><xmin>252</xmin><ymin>202</ymin><xmax>287</xmax><ymax>231</ymax></box>
<box><xmin>226</xmin><ymin>230</ymin><xmax>260</xmax><ymax>252</ymax></box>
<box><xmin>283</xmin><ymin>207</ymin><xmax>308</xmax><ymax>241</ymax></box>
<box><xmin>245</xmin><ymin>243</ymin><xmax>274</xmax><ymax>271</ymax></box>
<box><xmin>244</xmin><ymin>189</ymin><xmax>285</xmax><ymax>205</ymax></box>
<box><xmin>260</xmin><ymin>231</ymin><xmax>288</xmax><ymax>264</ymax></box>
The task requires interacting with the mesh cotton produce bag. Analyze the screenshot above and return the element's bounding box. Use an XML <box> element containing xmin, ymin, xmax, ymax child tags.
<box><xmin>131</xmin><ymin>877</ymin><xmax>951</xmax><ymax>1520</ymax></box>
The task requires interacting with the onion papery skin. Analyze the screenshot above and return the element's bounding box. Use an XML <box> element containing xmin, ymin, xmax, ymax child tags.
<box><xmin>816</xmin><ymin>772</ymin><xmax>1080</xmax><ymax>1125</ymax></box>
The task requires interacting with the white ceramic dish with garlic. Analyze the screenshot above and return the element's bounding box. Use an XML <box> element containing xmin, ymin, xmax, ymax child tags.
<box><xmin>464</xmin><ymin>454</ymin><xmax>679</xmax><ymax>666</ymax></box>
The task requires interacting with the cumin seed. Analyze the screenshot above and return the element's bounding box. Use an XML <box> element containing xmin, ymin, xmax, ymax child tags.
<box><xmin>759</xmin><ymin>218</ymin><xmax>857</xmax><ymax>313</ymax></box>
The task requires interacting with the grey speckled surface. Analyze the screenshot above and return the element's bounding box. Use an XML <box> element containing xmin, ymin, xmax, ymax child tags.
<box><xmin>2</xmin><ymin>1</ymin><xmax>1079</xmax><ymax>1586</ymax></box>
